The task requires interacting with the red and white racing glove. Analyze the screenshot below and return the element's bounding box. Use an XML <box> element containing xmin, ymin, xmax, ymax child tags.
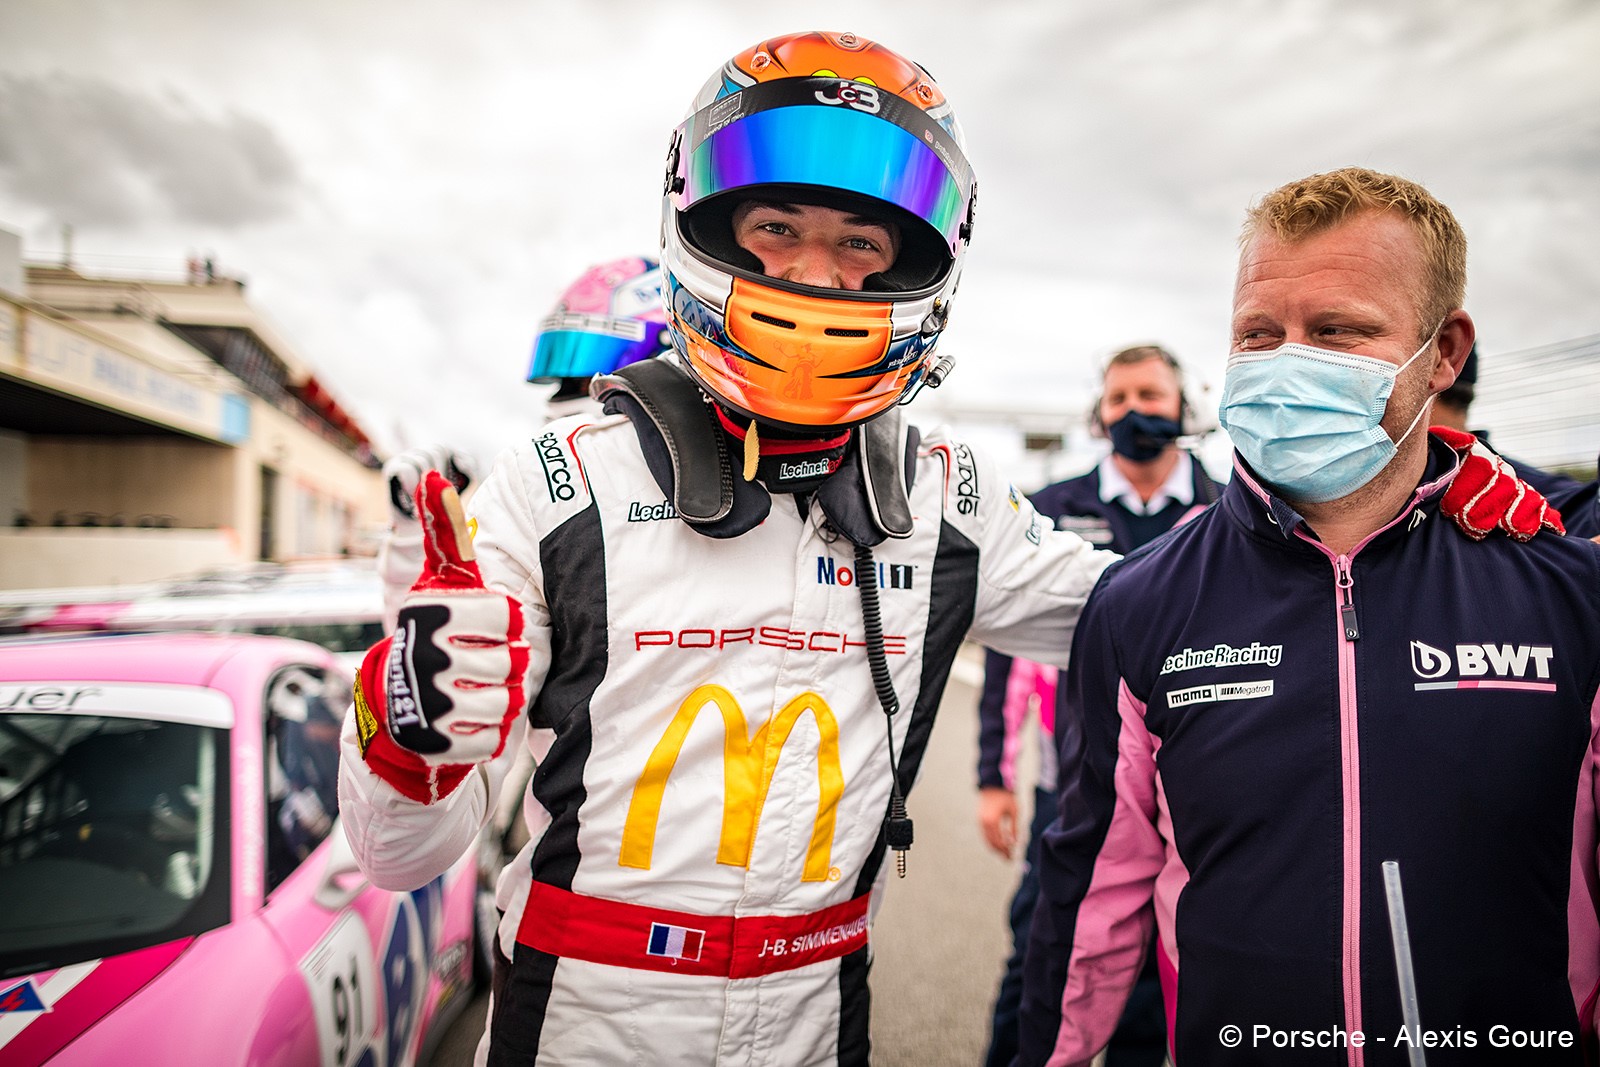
<box><xmin>353</xmin><ymin>470</ymin><xmax>529</xmax><ymax>804</ymax></box>
<box><xmin>1433</xmin><ymin>427</ymin><xmax>1565</xmax><ymax>542</ymax></box>
<box><xmin>379</xmin><ymin>446</ymin><xmax>477</xmax><ymax>632</ymax></box>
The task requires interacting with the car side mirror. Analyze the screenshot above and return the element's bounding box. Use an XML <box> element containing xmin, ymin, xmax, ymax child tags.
<box><xmin>313</xmin><ymin>817</ymin><xmax>370</xmax><ymax>910</ymax></box>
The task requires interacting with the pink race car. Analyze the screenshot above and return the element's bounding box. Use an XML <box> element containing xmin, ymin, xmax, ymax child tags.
<box><xmin>0</xmin><ymin>632</ymin><xmax>483</xmax><ymax>1066</ymax></box>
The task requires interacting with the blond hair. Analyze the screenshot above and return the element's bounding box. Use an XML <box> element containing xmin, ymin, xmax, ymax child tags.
<box><xmin>1241</xmin><ymin>167</ymin><xmax>1466</xmax><ymax>339</ymax></box>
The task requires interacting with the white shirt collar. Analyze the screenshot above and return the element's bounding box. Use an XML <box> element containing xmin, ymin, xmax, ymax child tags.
<box><xmin>1097</xmin><ymin>451</ymin><xmax>1194</xmax><ymax>515</ymax></box>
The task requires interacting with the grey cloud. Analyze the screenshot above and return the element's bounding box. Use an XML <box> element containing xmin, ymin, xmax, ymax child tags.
<box><xmin>0</xmin><ymin>71</ymin><xmax>301</xmax><ymax>227</ymax></box>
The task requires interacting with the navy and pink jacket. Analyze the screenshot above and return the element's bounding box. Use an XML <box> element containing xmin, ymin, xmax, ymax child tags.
<box><xmin>1020</xmin><ymin>437</ymin><xmax>1600</xmax><ymax>1065</ymax></box>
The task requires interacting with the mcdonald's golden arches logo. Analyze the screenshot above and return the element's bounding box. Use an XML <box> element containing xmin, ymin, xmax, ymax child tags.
<box><xmin>621</xmin><ymin>685</ymin><xmax>844</xmax><ymax>882</ymax></box>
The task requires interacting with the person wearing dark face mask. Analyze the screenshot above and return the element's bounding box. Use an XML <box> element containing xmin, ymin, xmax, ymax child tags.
<box><xmin>976</xmin><ymin>345</ymin><xmax>1216</xmax><ymax>1067</ymax></box>
<box><xmin>1091</xmin><ymin>346</ymin><xmax>1221</xmax><ymax>546</ymax></box>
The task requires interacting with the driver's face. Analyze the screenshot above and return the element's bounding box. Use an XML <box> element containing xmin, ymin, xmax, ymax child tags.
<box><xmin>732</xmin><ymin>201</ymin><xmax>899</xmax><ymax>291</ymax></box>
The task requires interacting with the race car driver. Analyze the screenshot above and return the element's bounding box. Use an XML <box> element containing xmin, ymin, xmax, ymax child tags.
<box><xmin>341</xmin><ymin>33</ymin><xmax>1115</xmax><ymax>1064</ymax></box>
<box><xmin>340</xmin><ymin>36</ymin><xmax>1556</xmax><ymax>1067</ymax></box>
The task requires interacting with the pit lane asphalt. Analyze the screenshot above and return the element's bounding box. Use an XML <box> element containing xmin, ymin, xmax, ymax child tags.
<box><xmin>428</xmin><ymin>643</ymin><xmax>1034</xmax><ymax>1066</ymax></box>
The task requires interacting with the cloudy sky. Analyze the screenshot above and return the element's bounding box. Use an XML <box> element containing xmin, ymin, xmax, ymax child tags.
<box><xmin>1</xmin><ymin>0</ymin><xmax>1596</xmax><ymax>475</ymax></box>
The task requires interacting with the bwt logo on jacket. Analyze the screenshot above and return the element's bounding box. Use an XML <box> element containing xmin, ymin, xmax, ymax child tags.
<box><xmin>1410</xmin><ymin>640</ymin><xmax>1557</xmax><ymax>692</ymax></box>
<box><xmin>816</xmin><ymin>556</ymin><xmax>914</xmax><ymax>590</ymax></box>
<box><xmin>621</xmin><ymin>685</ymin><xmax>843</xmax><ymax>883</ymax></box>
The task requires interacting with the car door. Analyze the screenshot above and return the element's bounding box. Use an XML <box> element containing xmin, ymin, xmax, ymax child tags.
<box><xmin>258</xmin><ymin>661</ymin><xmax>447</xmax><ymax>1067</ymax></box>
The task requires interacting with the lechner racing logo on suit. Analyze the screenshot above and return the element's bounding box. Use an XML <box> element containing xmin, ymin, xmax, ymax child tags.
<box><xmin>1410</xmin><ymin>640</ymin><xmax>1557</xmax><ymax>692</ymax></box>
<box><xmin>621</xmin><ymin>685</ymin><xmax>844</xmax><ymax>883</ymax></box>
<box><xmin>627</xmin><ymin>499</ymin><xmax>679</xmax><ymax>523</ymax></box>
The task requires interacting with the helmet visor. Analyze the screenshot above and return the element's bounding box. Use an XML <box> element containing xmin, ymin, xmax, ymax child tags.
<box><xmin>527</xmin><ymin>314</ymin><xmax>665</xmax><ymax>381</ymax></box>
<box><xmin>672</xmin><ymin>79</ymin><xmax>974</xmax><ymax>256</ymax></box>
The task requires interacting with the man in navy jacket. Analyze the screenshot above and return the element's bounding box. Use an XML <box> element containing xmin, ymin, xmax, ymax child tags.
<box><xmin>978</xmin><ymin>345</ymin><xmax>1217</xmax><ymax>1067</ymax></box>
<box><xmin>1019</xmin><ymin>167</ymin><xmax>1596</xmax><ymax>1065</ymax></box>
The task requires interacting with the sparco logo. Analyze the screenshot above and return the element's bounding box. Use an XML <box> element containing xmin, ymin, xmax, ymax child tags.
<box><xmin>536</xmin><ymin>431</ymin><xmax>575</xmax><ymax>502</ymax></box>
<box><xmin>628</xmin><ymin>500</ymin><xmax>679</xmax><ymax>523</ymax></box>
<box><xmin>1410</xmin><ymin>640</ymin><xmax>1556</xmax><ymax>692</ymax></box>
<box><xmin>779</xmin><ymin>458</ymin><xmax>839</xmax><ymax>481</ymax></box>
<box><xmin>1160</xmin><ymin>642</ymin><xmax>1283</xmax><ymax>675</ymax></box>
<box><xmin>954</xmin><ymin>444</ymin><xmax>980</xmax><ymax>515</ymax></box>
<box><xmin>816</xmin><ymin>556</ymin><xmax>914</xmax><ymax>590</ymax></box>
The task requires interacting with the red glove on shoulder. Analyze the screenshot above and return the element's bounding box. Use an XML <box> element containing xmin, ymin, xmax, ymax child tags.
<box><xmin>352</xmin><ymin>470</ymin><xmax>529</xmax><ymax>804</ymax></box>
<box><xmin>1433</xmin><ymin>427</ymin><xmax>1565</xmax><ymax>542</ymax></box>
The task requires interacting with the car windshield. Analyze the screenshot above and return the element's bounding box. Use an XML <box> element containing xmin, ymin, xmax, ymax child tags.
<box><xmin>249</xmin><ymin>619</ymin><xmax>384</xmax><ymax>655</ymax></box>
<box><xmin>0</xmin><ymin>712</ymin><xmax>230</xmax><ymax>974</ymax></box>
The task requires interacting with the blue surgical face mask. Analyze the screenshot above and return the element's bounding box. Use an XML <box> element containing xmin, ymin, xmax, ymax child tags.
<box><xmin>1219</xmin><ymin>328</ymin><xmax>1439</xmax><ymax>504</ymax></box>
<box><xmin>1108</xmin><ymin>410</ymin><xmax>1184</xmax><ymax>462</ymax></box>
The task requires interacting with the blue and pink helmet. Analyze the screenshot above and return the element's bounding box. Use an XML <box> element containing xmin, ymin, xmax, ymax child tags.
<box><xmin>525</xmin><ymin>255</ymin><xmax>672</xmax><ymax>400</ymax></box>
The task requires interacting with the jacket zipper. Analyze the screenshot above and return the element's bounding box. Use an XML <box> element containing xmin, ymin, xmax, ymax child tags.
<box><xmin>1334</xmin><ymin>553</ymin><xmax>1364</xmax><ymax>1067</ymax></box>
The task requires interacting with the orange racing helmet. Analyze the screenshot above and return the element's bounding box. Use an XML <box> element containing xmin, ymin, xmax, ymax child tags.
<box><xmin>660</xmin><ymin>30</ymin><xmax>977</xmax><ymax>431</ymax></box>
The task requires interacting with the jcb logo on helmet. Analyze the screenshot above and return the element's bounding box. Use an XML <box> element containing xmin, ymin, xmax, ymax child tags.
<box><xmin>1410</xmin><ymin>639</ymin><xmax>1557</xmax><ymax>692</ymax></box>
<box><xmin>814</xmin><ymin>80</ymin><xmax>880</xmax><ymax>114</ymax></box>
<box><xmin>621</xmin><ymin>685</ymin><xmax>843</xmax><ymax>883</ymax></box>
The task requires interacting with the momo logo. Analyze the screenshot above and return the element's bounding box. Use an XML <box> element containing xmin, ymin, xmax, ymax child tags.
<box><xmin>814</xmin><ymin>80</ymin><xmax>881</xmax><ymax>114</ymax></box>
<box><xmin>621</xmin><ymin>685</ymin><xmax>843</xmax><ymax>883</ymax></box>
<box><xmin>1167</xmin><ymin>680</ymin><xmax>1274</xmax><ymax>709</ymax></box>
<box><xmin>816</xmin><ymin>556</ymin><xmax>914</xmax><ymax>591</ymax></box>
<box><xmin>1410</xmin><ymin>640</ymin><xmax>1557</xmax><ymax>692</ymax></box>
<box><xmin>535</xmin><ymin>430</ymin><xmax>576</xmax><ymax>503</ymax></box>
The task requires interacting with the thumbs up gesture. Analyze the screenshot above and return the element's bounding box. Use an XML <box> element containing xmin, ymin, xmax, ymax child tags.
<box><xmin>354</xmin><ymin>470</ymin><xmax>530</xmax><ymax>804</ymax></box>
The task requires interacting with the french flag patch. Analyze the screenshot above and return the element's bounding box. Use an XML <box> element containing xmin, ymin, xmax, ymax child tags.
<box><xmin>647</xmin><ymin>922</ymin><xmax>705</xmax><ymax>962</ymax></box>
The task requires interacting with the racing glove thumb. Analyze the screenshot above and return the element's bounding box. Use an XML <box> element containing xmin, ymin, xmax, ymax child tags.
<box><xmin>385</xmin><ymin>445</ymin><xmax>476</xmax><ymax>523</ymax></box>
<box><xmin>353</xmin><ymin>470</ymin><xmax>529</xmax><ymax>804</ymax></box>
<box><xmin>1433</xmin><ymin>426</ymin><xmax>1565</xmax><ymax>542</ymax></box>
<box><xmin>380</xmin><ymin>446</ymin><xmax>477</xmax><ymax>632</ymax></box>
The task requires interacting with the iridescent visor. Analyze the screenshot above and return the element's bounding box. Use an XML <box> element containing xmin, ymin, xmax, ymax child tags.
<box><xmin>527</xmin><ymin>315</ymin><xmax>661</xmax><ymax>381</ymax></box>
<box><xmin>675</xmin><ymin>82</ymin><xmax>973</xmax><ymax>254</ymax></box>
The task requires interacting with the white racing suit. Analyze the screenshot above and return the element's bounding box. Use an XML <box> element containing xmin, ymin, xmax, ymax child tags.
<box><xmin>340</xmin><ymin>401</ymin><xmax>1114</xmax><ymax>1065</ymax></box>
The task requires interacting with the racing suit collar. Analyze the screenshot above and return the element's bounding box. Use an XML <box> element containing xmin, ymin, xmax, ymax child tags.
<box><xmin>712</xmin><ymin>406</ymin><xmax>853</xmax><ymax>495</ymax></box>
<box><xmin>596</xmin><ymin>358</ymin><xmax>916</xmax><ymax>542</ymax></box>
<box><xmin>1227</xmin><ymin>434</ymin><xmax>1461</xmax><ymax>547</ymax></box>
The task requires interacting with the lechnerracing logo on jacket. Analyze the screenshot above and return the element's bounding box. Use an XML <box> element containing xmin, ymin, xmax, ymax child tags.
<box><xmin>1161</xmin><ymin>642</ymin><xmax>1283</xmax><ymax>675</ymax></box>
<box><xmin>1410</xmin><ymin>640</ymin><xmax>1557</xmax><ymax>692</ymax></box>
